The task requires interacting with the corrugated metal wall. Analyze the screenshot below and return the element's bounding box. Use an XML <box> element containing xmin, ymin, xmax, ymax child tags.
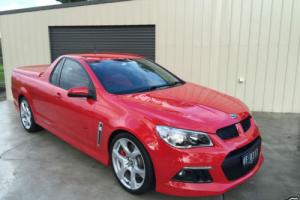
<box><xmin>0</xmin><ymin>0</ymin><xmax>299</xmax><ymax>112</ymax></box>
<box><xmin>49</xmin><ymin>26</ymin><xmax>155</xmax><ymax>61</ymax></box>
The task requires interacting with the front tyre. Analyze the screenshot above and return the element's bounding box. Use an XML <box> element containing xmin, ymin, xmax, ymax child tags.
<box><xmin>19</xmin><ymin>97</ymin><xmax>42</xmax><ymax>132</ymax></box>
<box><xmin>110</xmin><ymin>132</ymin><xmax>154</xmax><ymax>194</ymax></box>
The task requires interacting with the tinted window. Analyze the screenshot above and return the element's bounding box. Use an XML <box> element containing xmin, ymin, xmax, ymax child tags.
<box><xmin>89</xmin><ymin>59</ymin><xmax>183</xmax><ymax>94</ymax></box>
<box><xmin>50</xmin><ymin>58</ymin><xmax>64</xmax><ymax>86</ymax></box>
<box><xmin>59</xmin><ymin>59</ymin><xmax>91</xmax><ymax>90</ymax></box>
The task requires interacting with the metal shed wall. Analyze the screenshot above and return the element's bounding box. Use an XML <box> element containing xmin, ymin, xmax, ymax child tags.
<box><xmin>0</xmin><ymin>0</ymin><xmax>300</xmax><ymax>112</ymax></box>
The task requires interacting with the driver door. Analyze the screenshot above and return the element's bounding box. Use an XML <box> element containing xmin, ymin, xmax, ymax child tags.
<box><xmin>51</xmin><ymin>58</ymin><xmax>96</xmax><ymax>146</ymax></box>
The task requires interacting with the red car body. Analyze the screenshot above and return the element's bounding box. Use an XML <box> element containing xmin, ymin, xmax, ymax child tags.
<box><xmin>11</xmin><ymin>53</ymin><xmax>263</xmax><ymax>196</ymax></box>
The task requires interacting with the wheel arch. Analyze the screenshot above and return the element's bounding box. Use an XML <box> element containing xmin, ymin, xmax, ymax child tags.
<box><xmin>108</xmin><ymin>128</ymin><xmax>153</xmax><ymax>160</ymax></box>
<box><xmin>17</xmin><ymin>87</ymin><xmax>33</xmax><ymax>108</ymax></box>
<box><xmin>17</xmin><ymin>88</ymin><xmax>37</xmax><ymax>121</ymax></box>
<box><xmin>108</xmin><ymin>129</ymin><xmax>126</xmax><ymax>150</ymax></box>
<box><xmin>18</xmin><ymin>94</ymin><xmax>25</xmax><ymax>104</ymax></box>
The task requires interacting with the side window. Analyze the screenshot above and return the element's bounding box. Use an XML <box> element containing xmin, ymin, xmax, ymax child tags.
<box><xmin>50</xmin><ymin>58</ymin><xmax>64</xmax><ymax>86</ymax></box>
<box><xmin>59</xmin><ymin>58</ymin><xmax>91</xmax><ymax>90</ymax></box>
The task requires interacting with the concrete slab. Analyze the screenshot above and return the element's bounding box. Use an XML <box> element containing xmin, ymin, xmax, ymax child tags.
<box><xmin>0</xmin><ymin>100</ymin><xmax>299</xmax><ymax>200</ymax></box>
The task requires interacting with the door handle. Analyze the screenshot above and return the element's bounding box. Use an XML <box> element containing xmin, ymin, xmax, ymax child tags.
<box><xmin>56</xmin><ymin>92</ymin><xmax>62</xmax><ymax>98</ymax></box>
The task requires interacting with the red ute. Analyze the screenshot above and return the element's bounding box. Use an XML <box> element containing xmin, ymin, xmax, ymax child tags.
<box><xmin>11</xmin><ymin>53</ymin><xmax>263</xmax><ymax>196</ymax></box>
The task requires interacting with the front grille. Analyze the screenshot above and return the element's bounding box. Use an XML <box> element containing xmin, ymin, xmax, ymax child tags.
<box><xmin>241</xmin><ymin>116</ymin><xmax>251</xmax><ymax>132</ymax></box>
<box><xmin>216</xmin><ymin>115</ymin><xmax>252</xmax><ymax>140</ymax></box>
<box><xmin>221</xmin><ymin>136</ymin><xmax>261</xmax><ymax>181</ymax></box>
<box><xmin>216</xmin><ymin>124</ymin><xmax>239</xmax><ymax>139</ymax></box>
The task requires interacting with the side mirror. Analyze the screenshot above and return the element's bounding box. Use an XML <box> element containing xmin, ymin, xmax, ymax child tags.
<box><xmin>67</xmin><ymin>87</ymin><xmax>95</xmax><ymax>99</ymax></box>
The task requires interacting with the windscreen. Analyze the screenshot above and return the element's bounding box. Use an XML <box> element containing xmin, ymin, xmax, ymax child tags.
<box><xmin>88</xmin><ymin>59</ymin><xmax>183</xmax><ymax>94</ymax></box>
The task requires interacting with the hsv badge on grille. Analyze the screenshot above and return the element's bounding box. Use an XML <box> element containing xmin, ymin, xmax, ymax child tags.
<box><xmin>230</xmin><ymin>113</ymin><xmax>238</xmax><ymax>119</ymax></box>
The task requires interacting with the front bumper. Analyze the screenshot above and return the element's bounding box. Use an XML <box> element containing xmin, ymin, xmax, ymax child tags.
<box><xmin>151</xmin><ymin>119</ymin><xmax>264</xmax><ymax>197</ymax></box>
<box><xmin>157</xmin><ymin>151</ymin><xmax>263</xmax><ymax>196</ymax></box>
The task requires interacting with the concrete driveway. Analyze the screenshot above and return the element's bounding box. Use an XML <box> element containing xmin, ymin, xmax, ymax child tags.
<box><xmin>0</xmin><ymin>100</ymin><xmax>299</xmax><ymax>200</ymax></box>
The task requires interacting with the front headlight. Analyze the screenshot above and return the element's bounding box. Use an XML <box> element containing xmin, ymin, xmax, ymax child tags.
<box><xmin>156</xmin><ymin>126</ymin><xmax>213</xmax><ymax>148</ymax></box>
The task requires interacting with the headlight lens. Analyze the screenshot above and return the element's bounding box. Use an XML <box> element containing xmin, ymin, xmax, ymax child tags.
<box><xmin>156</xmin><ymin>126</ymin><xmax>213</xmax><ymax>148</ymax></box>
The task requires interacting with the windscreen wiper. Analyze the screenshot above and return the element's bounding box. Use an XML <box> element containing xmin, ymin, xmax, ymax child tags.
<box><xmin>146</xmin><ymin>81</ymin><xmax>183</xmax><ymax>91</ymax></box>
<box><xmin>148</xmin><ymin>84</ymin><xmax>170</xmax><ymax>90</ymax></box>
<box><xmin>137</xmin><ymin>82</ymin><xmax>183</xmax><ymax>93</ymax></box>
<box><xmin>167</xmin><ymin>81</ymin><xmax>183</xmax><ymax>87</ymax></box>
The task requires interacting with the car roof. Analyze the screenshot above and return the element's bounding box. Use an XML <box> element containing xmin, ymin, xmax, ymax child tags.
<box><xmin>67</xmin><ymin>53</ymin><xmax>144</xmax><ymax>62</ymax></box>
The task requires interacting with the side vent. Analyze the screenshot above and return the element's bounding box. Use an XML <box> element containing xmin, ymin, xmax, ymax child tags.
<box><xmin>97</xmin><ymin>122</ymin><xmax>103</xmax><ymax>146</ymax></box>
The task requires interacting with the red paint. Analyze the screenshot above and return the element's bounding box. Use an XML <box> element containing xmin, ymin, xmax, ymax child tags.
<box><xmin>11</xmin><ymin>53</ymin><xmax>263</xmax><ymax>196</ymax></box>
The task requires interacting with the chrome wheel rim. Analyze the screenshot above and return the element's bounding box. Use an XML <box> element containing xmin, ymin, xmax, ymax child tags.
<box><xmin>112</xmin><ymin>138</ymin><xmax>146</xmax><ymax>190</ymax></box>
<box><xmin>20</xmin><ymin>100</ymin><xmax>31</xmax><ymax>129</ymax></box>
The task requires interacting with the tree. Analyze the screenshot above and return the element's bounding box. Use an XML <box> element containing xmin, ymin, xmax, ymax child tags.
<box><xmin>56</xmin><ymin>0</ymin><xmax>88</xmax><ymax>3</ymax></box>
<box><xmin>0</xmin><ymin>39</ymin><xmax>2</xmax><ymax>64</ymax></box>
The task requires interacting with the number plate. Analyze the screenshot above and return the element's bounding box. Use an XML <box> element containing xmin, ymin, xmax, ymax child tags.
<box><xmin>242</xmin><ymin>148</ymin><xmax>259</xmax><ymax>167</ymax></box>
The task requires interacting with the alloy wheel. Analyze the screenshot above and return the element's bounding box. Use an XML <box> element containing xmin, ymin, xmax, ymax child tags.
<box><xmin>20</xmin><ymin>100</ymin><xmax>32</xmax><ymax>129</ymax></box>
<box><xmin>112</xmin><ymin>138</ymin><xmax>146</xmax><ymax>190</ymax></box>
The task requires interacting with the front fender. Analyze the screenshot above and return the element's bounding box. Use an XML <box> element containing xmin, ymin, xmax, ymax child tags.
<box><xmin>97</xmin><ymin>106</ymin><xmax>159</xmax><ymax>166</ymax></box>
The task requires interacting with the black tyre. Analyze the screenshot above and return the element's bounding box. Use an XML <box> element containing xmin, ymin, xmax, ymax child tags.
<box><xmin>110</xmin><ymin>132</ymin><xmax>154</xmax><ymax>194</ymax></box>
<box><xmin>19</xmin><ymin>97</ymin><xmax>43</xmax><ymax>132</ymax></box>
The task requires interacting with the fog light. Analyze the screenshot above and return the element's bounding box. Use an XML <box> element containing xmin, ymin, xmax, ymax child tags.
<box><xmin>173</xmin><ymin>167</ymin><xmax>213</xmax><ymax>183</ymax></box>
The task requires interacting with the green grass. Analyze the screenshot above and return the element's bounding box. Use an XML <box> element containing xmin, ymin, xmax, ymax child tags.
<box><xmin>0</xmin><ymin>64</ymin><xmax>4</xmax><ymax>83</ymax></box>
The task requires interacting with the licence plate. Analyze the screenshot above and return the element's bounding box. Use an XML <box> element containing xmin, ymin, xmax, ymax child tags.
<box><xmin>242</xmin><ymin>148</ymin><xmax>259</xmax><ymax>167</ymax></box>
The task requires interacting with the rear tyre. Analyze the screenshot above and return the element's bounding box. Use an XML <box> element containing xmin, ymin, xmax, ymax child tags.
<box><xmin>110</xmin><ymin>132</ymin><xmax>154</xmax><ymax>194</ymax></box>
<box><xmin>19</xmin><ymin>97</ymin><xmax>42</xmax><ymax>132</ymax></box>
